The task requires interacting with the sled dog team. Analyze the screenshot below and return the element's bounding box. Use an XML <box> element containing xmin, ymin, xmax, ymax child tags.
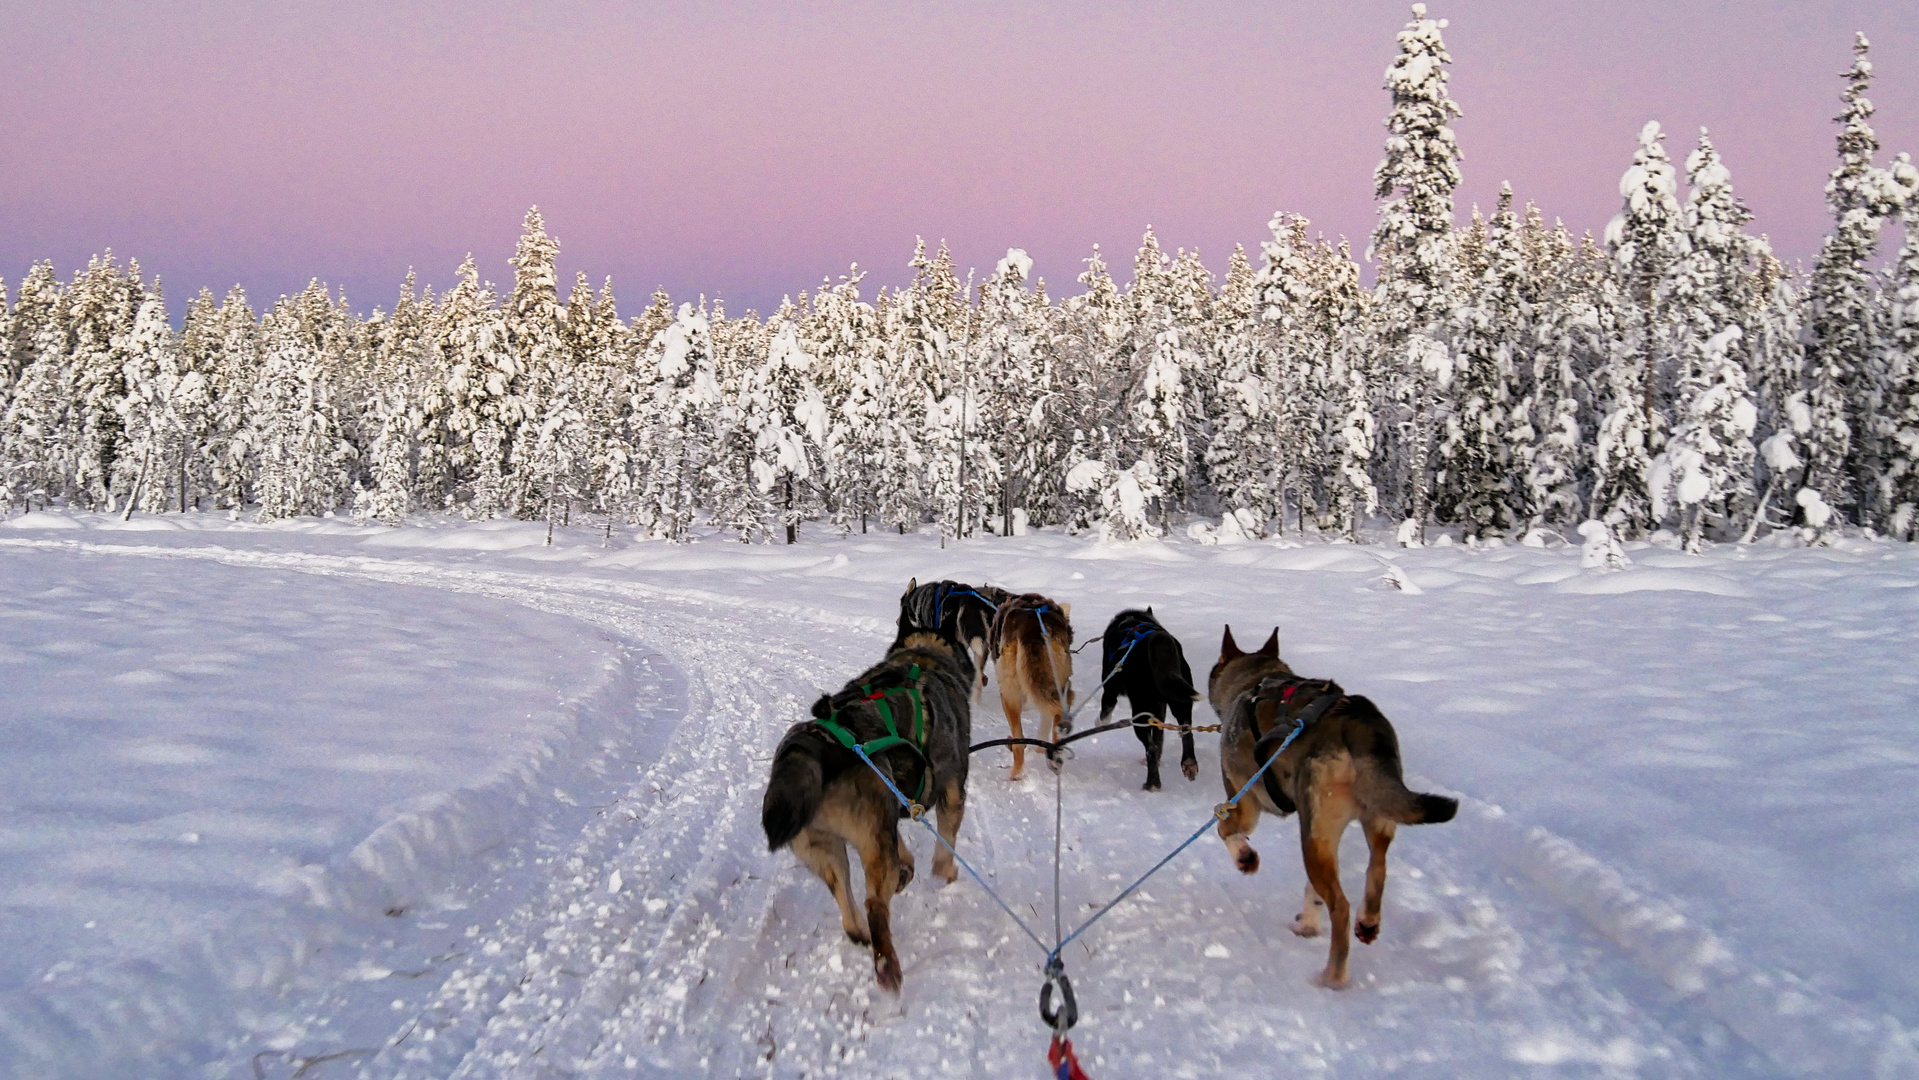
<box><xmin>761</xmin><ymin>578</ymin><xmax>1458</xmax><ymax>994</ymax></box>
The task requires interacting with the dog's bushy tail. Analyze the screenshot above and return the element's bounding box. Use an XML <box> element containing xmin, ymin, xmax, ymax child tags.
<box><xmin>763</xmin><ymin>729</ymin><xmax>829</xmax><ymax>851</ymax></box>
<box><xmin>1404</xmin><ymin>792</ymin><xmax>1458</xmax><ymax>824</ymax></box>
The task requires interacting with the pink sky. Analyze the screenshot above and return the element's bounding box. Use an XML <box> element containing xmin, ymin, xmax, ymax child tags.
<box><xmin>2</xmin><ymin>1</ymin><xmax>1914</xmax><ymax>316</ymax></box>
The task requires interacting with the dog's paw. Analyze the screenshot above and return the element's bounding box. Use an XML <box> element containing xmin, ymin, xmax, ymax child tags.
<box><xmin>846</xmin><ymin>927</ymin><xmax>871</xmax><ymax>947</ymax></box>
<box><xmin>1289</xmin><ymin>916</ymin><xmax>1320</xmax><ymax>938</ymax></box>
<box><xmin>874</xmin><ymin>954</ymin><xmax>903</xmax><ymax>994</ymax></box>
<box><xmin>1355</xmin><ymin>920</ymin><xmax>1380</xmax><ymax>944</ymax></box>
<box><xmin>1313</xmin><ymin>967</ymin><xmax>1349</xmax><ymax>991</ymax></box>
<box><xmin>1235</xmin><ymin>848</ymin><xmax>1260</xmax><ymax>875</ymax></box>
<box><xmin>1181</xmin><ymin>759</ymin><xmax>1199</xmax><ymax>782</ymax></box>
<box><xmin>894</xmin><ymin>862</ymin><xmax>915</xmax><ymax>894</ymax></box>
<box><xmin>932</xmin><ymin>860</ymin><xmax>959</xmax><ymax>885</ymax></box>
<box><xmin>1141</xmin><ymin>778</ymin><xmax>1161</xmax><ymax>792</ymax></box>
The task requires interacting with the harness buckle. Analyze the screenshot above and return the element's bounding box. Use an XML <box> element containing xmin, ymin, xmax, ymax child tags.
<box><xmin>1212</xmin><ymin>802</ymin><xmax>1234</xmax><ymax>821</ymax></box>
<box><xmin>907</xmin><ymin>802</ymin><xmax>927</xmax><ymax>822</ymax></box>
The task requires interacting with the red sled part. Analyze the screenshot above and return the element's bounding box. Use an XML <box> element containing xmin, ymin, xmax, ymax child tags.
<box><xmin>1048</xmin><ymin>1036</ymin><xmax>1092</xmax><ymax>1080</ymax></box>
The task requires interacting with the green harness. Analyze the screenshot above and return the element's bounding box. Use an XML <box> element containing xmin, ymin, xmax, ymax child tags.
<box><xmin>813</xmin><ymin>663</ymin><xmax>934</xmax><ymax>804</ymax></box>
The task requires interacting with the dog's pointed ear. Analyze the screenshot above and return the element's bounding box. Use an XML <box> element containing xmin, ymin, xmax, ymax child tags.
<box><xmin>905</xmin><ymin>577</ymin><xmax>917</xmax><ymax>595</ymax></box>
<box><xmin>1221</xmin><ymin>625</ymin><xmax>1242</xmax><ymax>659</ymax></box>
<box><xmin>1147</xmin><ymin>606</ymin><xmax>1155</xmax><ymax>617</ymax></box>
<box><xmin>1061</xmin><ymin>601</ymin><xmax>1071</xmax><ymax>618</ymax></box>
<box><xmin>1258</xmin><ymin>628</ymin><xmax>1280</xmax><ymax>657</ymax></box>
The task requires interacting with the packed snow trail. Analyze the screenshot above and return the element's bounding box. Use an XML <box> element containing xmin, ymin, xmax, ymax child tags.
<box><xmin>2</xmin><ymin>519</ymin><xmax>1917</xmax><ymax>1078</ymax></box>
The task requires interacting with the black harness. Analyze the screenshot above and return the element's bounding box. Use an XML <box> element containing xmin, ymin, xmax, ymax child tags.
<box><xmin>1245</xmin><ymin>676</ymin><xmax>1344</xmax><ymax>813</ymax></box>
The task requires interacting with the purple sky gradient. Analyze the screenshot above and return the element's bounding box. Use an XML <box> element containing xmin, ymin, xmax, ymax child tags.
<box><xmin>3</xmin><ymin>1</ymin><xmax>1915</xmax><ymax>317</ymax></box>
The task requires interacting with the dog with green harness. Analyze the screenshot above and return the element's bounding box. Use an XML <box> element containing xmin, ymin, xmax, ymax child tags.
<box><xmin>761</xmin><ymin>608</ymin><xmax>975</xmax><ymax>993</ymax></box>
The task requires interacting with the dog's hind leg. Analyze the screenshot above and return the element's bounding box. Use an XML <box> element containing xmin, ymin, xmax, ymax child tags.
<box><xmin>792</xmin><ymin>830</ymin><xmax>867</xmax><ymax>945</ymax></box>
<box><xmin>1140</xmin><ymin>705</ymin><xmax>1166</xmax><ymax>791</ymax></box>
<box><xmin>1300</xmin><ymin>796</ymin><xmax>1353</xmax><ymax>989</ymax></box>
<box><xmin>1172</xmin><ymin>696</ymin><xmax>1199</xmax><ymax>782</ymax></box>
<box><xmin>1216</xmin><ymin>794</ymin><xmax>1262</xmax><ymax>874</ymax></box>
<box><xmin>1356</xmin><ymin>817</ymin><xmax>1396</xmax><ymax>945</ymax></box>
<box><xmin>895</xmin><ymin>833</ymin><xmax>916</xmax><ymax>894</ymax></box>
<box><xmin>999</xmin><ymin>673</ymin><xmax>1028</xmax><ymax>781</ymax></box>
<box><xmin>931</xmin><ymin>776</ymin><xmax>966</xmax><ymax>884</ymax></box>
<box><xmin>856</xmin><ymin>827</ymin><xmax>905</xmax><ymax>992</ymax></box>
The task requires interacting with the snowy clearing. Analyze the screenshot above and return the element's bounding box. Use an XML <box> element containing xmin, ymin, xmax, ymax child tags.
<box><xmin>2</xmin><ymin>512</ymin><xmax>1917</xmax><ymax>1080</ymax></box>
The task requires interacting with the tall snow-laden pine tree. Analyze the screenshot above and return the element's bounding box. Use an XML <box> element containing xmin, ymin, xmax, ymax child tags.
<box><xmin>1442</xmin><ymin>185</ymin><xmax>1526</xmax><ymax>536</ymax></box>
<box><xmin>1369</xmin><ymin>3</ymin><xmax>1463</xmax><ymax>543</ymax></box>
<box><xmin>1592</xmin><ymin>121</ymin><xmax>1686</xmax><ymax>537</ymax></box>
<box><xmin>1801</xmin><ymin>33</ymin><xmax>1905</xmax><ymax>531</ymax></box>
<box><xmin>1883</xmin><ymin>154</ymin><xmax>1919</xmax><ymax>537</ymax></box>
<box><xmin>251</xmin><ymin>286</ymin><xmax>354</xmax><ymax>520</ymax></box>
<box><xmin>504</xmin><ymin>208</ymin><xmax>569</xmax><ymax>518</ymax></box>
<box><xmin>637</xmin><ymin>302</ymin><xmax>720</xmax><ymax>541</ymax></box>
<box><xmin>437</xmin><ymin>255</ymin><xmax>513</xmax><ymax>516</ymax></box>
<box><xmin>1652</xmin><ymin>129</ymin><xmax>1765</xmax><ymax>549</ymax></box>
<box><xmin>1</xmin><ymin>263</ymin><xmax>68</xmax><ymax>510</ymax></box>
<box><xmin>1204</xmin><ymin>242</ymin><xmax>1280</xmax><ymax>535</ymax></box>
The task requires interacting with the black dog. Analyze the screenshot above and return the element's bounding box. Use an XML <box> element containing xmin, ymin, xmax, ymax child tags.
<box><xmin>900</xmin><ymin>579</ymin><xmax>1010</xmax><ymax>699</ymax></box>
<box><xmin>1097</xmin><ymin>608</ymin><xmax>1201</xmax><ymax>790</ymax></box>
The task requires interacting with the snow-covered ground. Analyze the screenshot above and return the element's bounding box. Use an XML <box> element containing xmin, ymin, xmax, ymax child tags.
<box><xmin>2</xmin><ymin>511</ymin><xmax>1916</xmax><ymax>1080</ymax></box>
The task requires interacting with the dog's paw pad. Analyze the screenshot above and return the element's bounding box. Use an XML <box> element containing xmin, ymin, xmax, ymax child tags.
<box><xmin>1355</xmin><ymin>920</ymin><xmax>1380</xmax><ymax>944</ymax></box>
<box><xmin>1235</xmin><ymin>849</ymin><xmax>1260</xmax><ymax>875</ymax></box>
<box><xmin>847</xmin><ymin>928</ymin><xmax>871</xmax><ymax>947</ymax></box>
<box><xmin>1181</xmin><ymin>760</ymin><xmax>1199</xmax><ymax>781</ymax></box>
<box><xmin>875</xmin><ymin>956</ymin><xmax>903</xmax><ymax>993</ymax></box>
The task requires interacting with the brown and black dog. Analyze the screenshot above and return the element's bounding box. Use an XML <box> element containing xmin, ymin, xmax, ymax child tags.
<box><xmin>761</xmin><ymin>612</ymin><xmax>975</xmax><ymax>992</ymax></box>
<box><xmin>1208</xmin><ymin>625</ymin><xmax>1457</xmax><ymax>988</ymax></box>
<box><xmin>988</xmin><ymin>593</ymin><xmax>1075</xmax><ymax>780</ymax></box>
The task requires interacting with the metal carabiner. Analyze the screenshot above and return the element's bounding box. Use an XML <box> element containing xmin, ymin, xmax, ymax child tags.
<box><xmin>1038</xmin><ymin>961</ymin><xmax>1079</xmax><ymax>1033</ymax></box>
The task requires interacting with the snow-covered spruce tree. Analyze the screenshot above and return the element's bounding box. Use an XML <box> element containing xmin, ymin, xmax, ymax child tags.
<box><xmin>1441</xmin><ymin>185</ymin><xmax>1525</xmax><ymax>537</ymax></box>
<box><xmin>503</xmin><ymin>208</ymin><xmax>569</xmax><ymax>519</ymax></box>
<box><xmin>1053</xmin><ymin>245</ymin><xmax>1135</xmax><ymax>524</ymax></box>
<box><xmin>1592</xmin><ymin>121</ymin><xmax>1687</xmax><ymax>538</ymax></box>
<box><xmin>1744</xmin><ymin>258</ymin><xmax>1810</xmax><ymax>539</ymax></box>
<box><xmin>1651</xmin><ymin>129</ymin><xmax>1766</xmax><ymax>549</ymax></box>
<box><xmin>1801</xmin><ymin>34</ymin><xmax>1906</xmax><ymax>531</ymax></box>
<box><xmin>354</xmin><ymin>273</ymin><xmax>433</xmax><ymax>525</ymax></box>
<box><xmin>872</xmin><ymin>283</ymin><xmax>928</xmax><ymax>534</ymax></box>
<box><xmin>728</xmin><ymin>310</ymin><xmax>825</xmax><ymax>543</ymax></box>
<box><xmin>904</xmin><ymin>241</ymin><xmax>993</xmax><ymax>539</ymax></box>
<box><xmin>808</xmin><ymin>268</ymin><xmax>887</xmax><ymax>532</ymax></box>
<box><xmin>0</xmin><ymin>263</ymin><xmax>69</xmax><ymax>510</ymax></box>
<box><xmin>976</xmin><ymin>247</ymin><xmax>1058</xmax><ymax>533</ymax></box>
<box><xmin>436</xmin><ymin>255</ymin><xmax>514</xmax><ymax>516</ymax></box>
<box><xmin>166</xmin><ymin>288</ymin><xmax>226</xmax><ymax>512</ymax></box>
<box><xmin>114</xmin><ymin>291</ymin><xmax>183</xmax><ymax>514</ymax></box>
<box><xmin>564</xmin><ymin>274</ymin><xmax>639</xmax><ymax>538</ymax></box>
<box><xmin>1124</xmin><ymin>228</ymin><xmax>1193</xmax><ymax>526</ymax></box>
<box><xmin>1517</xmin><ymin>218</ymin><xmax>1592</xmax><ymax>533</ymax></box>
<box><xmin>251</xmin><ymin>288</ymin><xmax>354</xmax><ymax>519</ymax></box>
<box><xmin>636</xmin><ymin>302</ymin><xmax>720</xmax><ymax>541</ymax></box>
<box><xmin>1369</xmin><ymin>3</ymin><xmax>1463</xmax><ymax>544</ymax></box>
<box><xmin>63</xmin><ymin>253</ymin><xmax>144</xmax><ymax>509</ymax></box>
<box><xmin>207</xmin><ymin>286</ymin><xmax>262</xmax><ymax>510</ymax></box>
<box><xmin>1883</xmin><ymin>154</ymin><xmax>1919</xmax><ymax>537</ymax></box>
<box><xmin>1064</xmin><ymin>438</ymin><xmax>1163</xmax><ymax>542</ymax></box>
<box><xmin>1204</xmin><ymin>242</ymin><xmax>1281</xmax><ymax>535</ymax></box>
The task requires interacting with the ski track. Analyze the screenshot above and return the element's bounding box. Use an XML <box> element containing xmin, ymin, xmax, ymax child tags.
<box><xmin>4</xmin><ymin>535</ymin><xmax>1914</xmax><ymax>1079</ymax></box>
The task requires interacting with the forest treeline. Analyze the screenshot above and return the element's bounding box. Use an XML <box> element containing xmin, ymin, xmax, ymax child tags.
<box><xmin>3</xmin><ymin>10</ymin><xmax>1917</xmax><ymax>549</ymax></box>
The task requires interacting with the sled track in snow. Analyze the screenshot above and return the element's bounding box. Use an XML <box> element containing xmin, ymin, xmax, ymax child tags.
<box><xmin>5</xmin><ymin>536</ymin><xmax>1915</xmax><ymax>1079</ymax></box>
